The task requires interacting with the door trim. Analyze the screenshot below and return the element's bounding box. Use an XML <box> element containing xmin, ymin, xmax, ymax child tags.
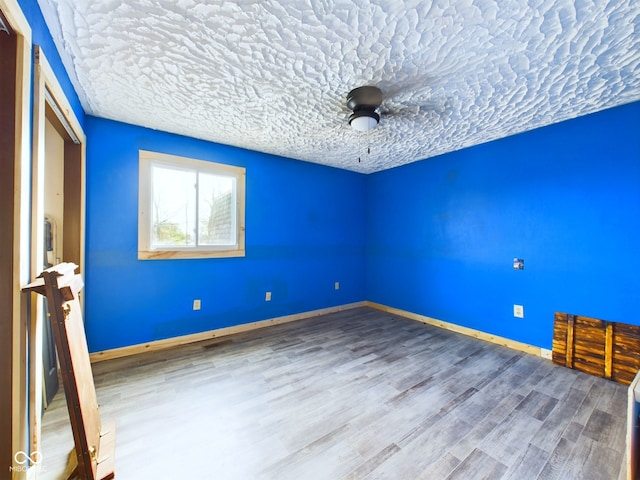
<box><xmin>30</xmin><ymin>44</ymin><xmax>86</xmax><ymax>458</ymax></box>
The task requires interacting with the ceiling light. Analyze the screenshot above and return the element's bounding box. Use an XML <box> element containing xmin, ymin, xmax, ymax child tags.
<box><xmin>349</xmin><ymin>110</ymin><xmax>380</xmax><ymax>132</ymax></box>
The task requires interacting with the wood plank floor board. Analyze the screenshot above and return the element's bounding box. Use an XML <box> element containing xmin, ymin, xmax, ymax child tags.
<box><xmin>563</xmin><ymin>421</ymin><xmax>585</xmax><ymax>443</ymax></box>
<box><xmin>445</xmin><ymin>448</ymin><xmax>508</xmax><ymax>480</ymax></box>
<box><xmin>393</xmin><ymin>386</ymin><xmax>479</xmax><ymax>449</ymax></box>
<box><xmin>444</xmin><ymin>347</ymin><xmax>517</xmax><ymax>395</ymax></box>
<box><xmin>535</xmin><ymin>364</ymin><xmax>597</xmax><ymax>399</ymax></box>
<box><xmin>364</xmin><ymin>414</ymin><xmax>476</xmax><ymax>479</ymax></box>
<box><xmin>559</xmin><ymin>437</ymin><xmax>623</xmax><ymax>480</ymax></box>
<box><xmin>572</xmin><ymin>382</ymin><xmax>607</xmax><ymax>424</ymax></box>
<box><xmin>38</xmin><ymin>307</ymin><xmax>628</xmax><ymax>479</ymax></box>
<box><xmin>503</xmin><ymin>443</ymin><xmax>550</xmax><ymax>480</ymax></box>
<box><xmin>261</xmin><ymin>427</ymin><xmax>364</xmax><ymax>480</ymax></box>
<box><xmin>515</xmin><ymin>390</ymin><xmax>560</xmax><ymax>421</ymax></box>
<box><xmin>595</xmin><ymin>382</ymin><xmax>628</xmax><ymax>418</ymax></box>
<box><xmin>344</xmin><ymin>443</ymin><xmax>401</xmax><ymax>480</ymax></box>
<box><xmin>344</xmin><ymin>400</ymin><xmax>419</xmax><ymax>459</ymax></box>
<box><xmin>279</xmin><ymin>403</ymin><xmax>361</xmax><ymax>452</ymax></box>
<box><xmin>582</xmin><ymin>408</ymin><xmax>627</xmax><ymax>450</ymax></box>
<box><xmin>537</xmin><ymin>436</ymin><xmax>576</xmax><ymax>480</ymax></box>
<box><xmin>450</xmin><ymin>369</ymin><xmax>528</xmax><ymax>426</ymax></box>
<box><xmin>529</xmin><ymin>386</ymin><xmax>599</xmax><ymax>453</ymax></box>
<box><xmin>417</xmin><ymin>452</ymin><xmax>462</xmax><ymax>480</ymax></box>
<box><xmin>479</xmin><ymin>407</ymin><xmax>544</xmax><ymax>466</ymax></box>
<box><xmin>471</xmin><ymin>354</ymin><xmax>523</xmax><ymax>391</ymax></box>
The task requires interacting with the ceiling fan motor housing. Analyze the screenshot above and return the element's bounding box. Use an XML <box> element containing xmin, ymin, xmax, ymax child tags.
<box><xmin>347</xmin><ymin>86</ymin><xmax>382</xmax><ymax>131</ymax></box>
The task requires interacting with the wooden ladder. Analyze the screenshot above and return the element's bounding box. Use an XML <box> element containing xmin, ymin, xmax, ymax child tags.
<box><xmin>23</xmin><ymin>263</ymin><xmax>115</xmax><ymax>480</ymax></box>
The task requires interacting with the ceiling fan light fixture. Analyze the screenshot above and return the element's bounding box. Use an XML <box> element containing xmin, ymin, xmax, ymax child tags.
<box><xmin>349</xmin><ymin>110</ymin><xmax>380</xmax><ymax>132</ymax></box>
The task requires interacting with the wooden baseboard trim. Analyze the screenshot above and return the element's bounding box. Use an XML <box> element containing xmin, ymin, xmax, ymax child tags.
<box><xmin>89</xmin><ymin>301</ymin><xmax>366</xmax><ymax>363</ymax></box>
<box><xmin>89</xmin><ymin>301</ymin><xmax>546</xmax><ymax>363</ymax></box>
<box><xmin>365</xmin><ymin>301</ymin><xmax>544</xmax><ymax>357</ymax></box>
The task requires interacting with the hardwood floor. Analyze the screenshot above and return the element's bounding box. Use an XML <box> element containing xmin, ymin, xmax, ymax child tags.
<box><xmin>39</xmin><ymin>307</ymin><xmax>628</xmax><ymax>479</ymax></box>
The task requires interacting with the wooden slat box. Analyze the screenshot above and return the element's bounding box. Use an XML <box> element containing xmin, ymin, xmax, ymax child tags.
<box><xmin>553</xmin><ymin>312</ymin><xmax>640</xmax><ymax>385</ymax></box>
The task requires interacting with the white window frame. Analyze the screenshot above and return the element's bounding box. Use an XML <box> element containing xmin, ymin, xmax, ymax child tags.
<box><xmin>138</xmin><ymin>150</ymin><xmax>245</xmax><ymax>260</ymax></box>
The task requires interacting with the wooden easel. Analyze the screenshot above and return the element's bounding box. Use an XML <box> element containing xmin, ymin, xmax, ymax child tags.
<box><xmin>23</xmin><ymin>263</ymin><xmax>115</xmax><ymax>480</ymax></box>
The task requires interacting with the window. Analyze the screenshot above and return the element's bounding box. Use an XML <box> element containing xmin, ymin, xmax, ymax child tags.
<box><xmin>138</xmin><ymin>150</ymin><xmax>245</xmax><ymax>259</ymax></box>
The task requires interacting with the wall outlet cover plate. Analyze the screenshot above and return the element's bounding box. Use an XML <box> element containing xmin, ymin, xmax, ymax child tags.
<box><xmin>513</xmin><ymin>304</ymin><xmax>524</xmax><ymax>318</ymax></box>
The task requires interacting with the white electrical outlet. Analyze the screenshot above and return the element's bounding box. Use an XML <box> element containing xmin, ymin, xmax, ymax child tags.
<box><xmin>265</xmin><ymin>291</ymin><xmax>272</xmax><ymax>301</ymax></box>
<box><xmin>513</xmin><ymin>304</ymin><xmax>524</xmax><ymax>318</ymax></box>
<box><xmin>335</xmin><ymin>281</ymin><xmax>340</xmax><ymax>290</ymax></box>
<box><xmin>193</xmin><ymin>299</ymin><xmax>201</xmax><ymax>310</ymax></box>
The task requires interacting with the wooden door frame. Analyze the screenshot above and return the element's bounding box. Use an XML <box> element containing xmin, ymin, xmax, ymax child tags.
<box><xmin>30</xmin><ymin>44</ymin><xmax>86</xmax><ymax>460</ymax></box>
<box><xmin>0</xmin><ymin>0</ymin><xmax>31</xmax><ymax>479</ymax></box>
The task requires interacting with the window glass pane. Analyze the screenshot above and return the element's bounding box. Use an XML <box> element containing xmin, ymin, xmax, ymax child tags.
<box><xmin>151</xmin><ymin>165</ymin><xmax>196</xmax><ymax>247</ymax></box>
<box><xmin>139</xmin><ymin>150</ymin><xmax>245</xmax><ymax>259</ymax></box>
<box><xmin>198</xmin><ymin>173</ymin><xmax>235</xmax><ymax>245</ymax></box>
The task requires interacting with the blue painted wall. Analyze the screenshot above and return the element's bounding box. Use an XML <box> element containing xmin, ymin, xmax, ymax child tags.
<box><xmin>18</xmin><ymin>0</ymin><xmax>640</xmax><ymax>354</ymax></box>
<box><xmin>84</xmin><ymin>116</ymin><xmax>366</xmax><ymax>352</ymax></box>
<box><xmin>366</xmin><ymin>101</ymin><xmax>640</xmax><ymax>349</ymax></box>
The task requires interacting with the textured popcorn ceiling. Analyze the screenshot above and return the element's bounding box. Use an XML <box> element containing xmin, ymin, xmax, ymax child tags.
<box><xmin>38</xmin><ymin>0</ymin><xmax>640</xmax><ymax>173</ymax></box>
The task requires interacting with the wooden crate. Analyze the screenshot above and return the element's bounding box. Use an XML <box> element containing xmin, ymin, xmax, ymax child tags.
<box><xmin>553</xmin><ymin>312</ymin><xmax>640</xmax><ymax>386</ymax></box>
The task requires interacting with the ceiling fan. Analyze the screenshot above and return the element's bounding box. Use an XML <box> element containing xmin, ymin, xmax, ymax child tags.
<box><xmin>345</xmin><ymin>84</ymin><xmax>450</xmax><ymax>133</ymax></box>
